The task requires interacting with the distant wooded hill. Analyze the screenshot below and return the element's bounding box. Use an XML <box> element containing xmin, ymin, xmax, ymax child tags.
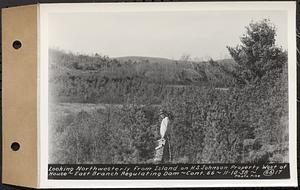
<box><xmin>49</xmin><ymin>49</ymin><xmax>239</xmax><ymax>103</ymax></box>
<box><xmin>49</xmin><ymin>49</ymin><xmax>237</xmax><ymax>88</ymax></box>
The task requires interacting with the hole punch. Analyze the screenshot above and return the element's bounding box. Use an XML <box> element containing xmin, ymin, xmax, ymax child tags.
<box><xmin>12</xmin><ymin>40</ymin><xmax>22</xmax><ymax>49</ymax></box>
<box><xmin>11</xmin><ymin>142</ymin><xmax>20</xmax><ymax>151</ymax></box>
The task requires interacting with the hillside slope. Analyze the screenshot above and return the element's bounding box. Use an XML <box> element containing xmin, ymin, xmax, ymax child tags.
<box><xmin>49</xmin><ymin>49</ymin><xmax>238</xmax><ymax>103</ymax></box>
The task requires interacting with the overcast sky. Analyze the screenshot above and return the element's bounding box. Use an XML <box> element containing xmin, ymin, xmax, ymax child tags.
<box><xmin>48</xmin><ymin>10</ymin><xmax>287</xmax><ymax>60</ymax></box>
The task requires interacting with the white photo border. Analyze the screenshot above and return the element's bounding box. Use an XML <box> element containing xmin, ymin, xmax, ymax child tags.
<box><xmin>39</xmin><ymin>1</ymin><xmax>297</xmax><ymax>188</ymax></box>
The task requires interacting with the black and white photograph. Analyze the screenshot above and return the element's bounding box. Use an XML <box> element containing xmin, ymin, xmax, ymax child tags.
<box><xmin>41</xmin><ymin>2</ymin><xmax>296</xmax><ymax>185</ymax></box>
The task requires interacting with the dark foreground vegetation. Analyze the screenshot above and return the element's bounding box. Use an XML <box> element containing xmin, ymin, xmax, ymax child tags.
<box><xmin>49</xmin><ymin>19</ymin><xmax>288</xmax><ymax>164</ymax></box>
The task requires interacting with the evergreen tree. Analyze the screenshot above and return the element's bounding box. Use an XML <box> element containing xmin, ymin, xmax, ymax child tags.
<box><xmin>227</xmin><ymin>19</ymin><xmax>287</xmax><ymax>85</ymax></box>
